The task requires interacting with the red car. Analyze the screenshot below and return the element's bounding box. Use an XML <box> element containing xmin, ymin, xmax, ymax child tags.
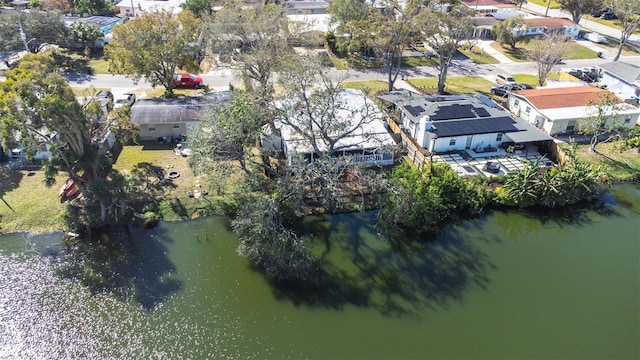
<box><xmin>173</xmin><ymin>74</ymin><xmax>204</xmax><ymax>88</ymax></box>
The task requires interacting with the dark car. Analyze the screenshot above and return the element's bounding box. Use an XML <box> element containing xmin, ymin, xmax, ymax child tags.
<box><xmin>491</xmin><ymin>84</ymin><xmax>515</xmax><ymax>96</ymax></box>
<box><xmin>600</xmin><ymin>12</ymin><xmax>617</xmax><ymax>20</ymax></box>
<box><xmin>96</xmin><ymin>90</ymin><xmax>114</xmax><ymax>101</ymax></box>
<box><xmin>490</xmin><ymin>83</ymin><xmax>532</xmax><ymax>97</ymax></box>
<box><xmin>483</xmin><ymin>161</ymin><xmax>501</xmax><ymax>174</ymax></box>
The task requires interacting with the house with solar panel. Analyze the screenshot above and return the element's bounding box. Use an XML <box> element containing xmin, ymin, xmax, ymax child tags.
<box><xmin>378</xmin><ymin>90</ymin><xmax>552</xmax><ymax>155</ymax></box>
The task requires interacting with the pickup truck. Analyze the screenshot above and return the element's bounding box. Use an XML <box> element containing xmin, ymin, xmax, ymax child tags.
<box><xmin>173</xmin><ymin>74</ymin><xmax>204</xmax><ymax>88</ymax></box>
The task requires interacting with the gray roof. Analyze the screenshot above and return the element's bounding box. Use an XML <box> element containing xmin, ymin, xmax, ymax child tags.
<box><xmin>378</xmin><ymin>90</ymin><xmax>552</xmax><ymax>141</ymax></box>
<box><xmin>282</xmin><ymin>0</ymin><xmax>329</xmax><ymax>10</ymax></box>
<box><xmin>63</xmin><ymin>15</ymin><xmax>124</xmax><ymax>28</ymax></box>
<box><xmin>130</xmin><ymin>92</ymin><xmax>230</xmax><ymax>125</ymax></box>
<box><xmin>598</xmin><ymin>61</ymin><xmax>640</xmax><ymax>85</ymax></box>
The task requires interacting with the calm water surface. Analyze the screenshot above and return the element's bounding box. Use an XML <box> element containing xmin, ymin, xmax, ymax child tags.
<box><xmin>1</xmin><ymin>185</ymin><xmax>639</xmax><ymax>359</ymax></box>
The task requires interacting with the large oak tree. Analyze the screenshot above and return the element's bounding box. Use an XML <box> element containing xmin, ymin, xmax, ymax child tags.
<box><xmin>557</xmin><ymin>0</ymin><xmax>602</xmax><ymax>24</ymax></box>
<box><xmin>105</xmin><ymin>10</ymin><xmax>202</xmax><ymax>96</ymax></box>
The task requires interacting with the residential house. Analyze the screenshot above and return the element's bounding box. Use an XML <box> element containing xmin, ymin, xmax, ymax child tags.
<box><xmin>378</xmin><ymin>90</ymin><xmax>553</xmax><ymax>154</ymax></box>
<box><xmin>282</xmin><ymin>0</ymin><xmax>329</xmax><ymax>15</ymax></box>
<box><xmin>469</xmin><ymin>16</ymin><xmax>499</xmax><ymax>39</ymax></box>
<box><xmin>130</xmin><ymin>92</ymin><xmax>230</xmax><ymax>140</ymax></box>
<box><xmin>597</xmin><ymin>61</ymin><xmax>640</xmax><ymax>105</ymax></box>
<box><xmin>462</xmin><ymin>0</ymin><xmax>521</xmax><ymax>20</ymax></box>
<box><xmin>264</xmin><ymin>88</ymin><xmax>396</xmax><ymax>167</ymax></box>
<box><xmin>114</xmin><ymin>0</ymin><xmax>186</xmax><ymax>17</ymax></box>
<box><xmin>506</xmin><ymin>86</ymin><xmax>640</xmax><ymax>135</ymax></box>
<box><xmin>514</xmin><ymin>17</ymin><xmax>580</xmax><ymax>38</ymax></box>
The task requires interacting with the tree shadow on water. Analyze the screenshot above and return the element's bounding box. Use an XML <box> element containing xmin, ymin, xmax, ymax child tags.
<box><xmin>52</xmin><ymin>225</ymin><xmax>182</xmax><ymax>311</ymax></box>
<box><xmin>269</xmin><ymin>213</ymin><xmax>495</xmax><ymax>318</ymax></box>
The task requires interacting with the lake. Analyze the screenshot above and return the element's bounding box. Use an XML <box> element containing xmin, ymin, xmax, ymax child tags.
<box><xmin>1</xmin><ymin>185</ymin><xmax>638</xmax><ymax>359</ymax></box>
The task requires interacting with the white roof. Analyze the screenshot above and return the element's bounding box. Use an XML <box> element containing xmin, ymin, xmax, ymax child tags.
<box><xmin>115</xmin><ymin>0</ymin><xmax>185</xmax><ymax>14</ymax></box>
<box><xmin>287</xmin><ymin>14</ymin><xmax>332</xmax><ymax>32</ymax></box>
<box><xmin>277</xmin><ymin>88</ymin><xmax>395</xmax><ymax>154</ymax></box>
<box><xmin>540</xmin><ymin>103</ymin><xmax>640</xmax><ymax>121</ymax></box>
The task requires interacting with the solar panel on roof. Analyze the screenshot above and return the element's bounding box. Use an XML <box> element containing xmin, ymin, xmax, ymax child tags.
<box><xmin>403</xmin><ymin>105</ymin><xmax>421</xmax><ymax>117</ymax></box>
<box><xmin>473</xmin><ymin>107</ymin><xmax>491</xmax><ymax>117</ymax></box>
<box><xmin>433</xmin><ymin>116</ymin><xmax>517</xmax><ymax>137</ymax></box>
<box><xmin>477</xmin><ymin>95</ymin><xmax>501</xmax><ymax>109</ymax></box>
<box><xmin>431</xmin><ymin>104</ymin><xmax>476</xmax><ymax>121</ymax></box>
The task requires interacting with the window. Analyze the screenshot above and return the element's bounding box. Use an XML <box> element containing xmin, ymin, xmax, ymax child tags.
<box><xmin>449</xmin><ymin>137</ymin><xmax>456</xmax><ymax>146</ymax></box>
<box><xmin>525</xmin><ymin>106</ymin><xmax>531</xmax><ymax>114</ymax></box>
<box><xmin>148</xmin><ymin>126</ymin><xmax>156</xmax><ymax>132</ymax></box>
<box><xmin>172</xmin><ymin>124</ymin><xmax>180</xmax><ymax>129</ymax></box>
<box><xmin>566</xmin><ymin>120</ymin><xmax>577</xmax><ymax>133</ymax></box>
<box><xmin>514</xmin><ymin>99</ymin><xmax>519</xmax><ymax>107</ymax></box>
<box><xmin>624</xmin><ymin>117</ymin><xmax>631</xmax><ymax>124</ymax></box>
<box><xmin>496</xmin><ymin>133</ymin><xmax>503</xmax><ymax>141</ymax></box>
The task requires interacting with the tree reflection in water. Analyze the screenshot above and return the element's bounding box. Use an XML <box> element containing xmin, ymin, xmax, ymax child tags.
<box><xmin>269</xmin><ymin>212</ymin><xmax>496</xmax><ymax>317</ymax></box>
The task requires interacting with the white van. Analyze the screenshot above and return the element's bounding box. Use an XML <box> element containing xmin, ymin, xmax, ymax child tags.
<box><xmin>496</xmin><ymin>74</ymin><xmax>516</xmax><ymax>85</ymax></box>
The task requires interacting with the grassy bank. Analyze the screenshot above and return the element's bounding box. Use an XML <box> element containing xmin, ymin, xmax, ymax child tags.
<box><xmin>0</xmin><ymin>170</ymin><xmax>68</xmax><ymax>234</ymax></box>
<box><xmin>572</xmin><ymin>142</ymin><xmax>640</xmax><ymax>182</ymax></box>
<box><xmin>408</xmin><ymin>76</ymin><xmax>494</xmax><ymax>95</ymax></box>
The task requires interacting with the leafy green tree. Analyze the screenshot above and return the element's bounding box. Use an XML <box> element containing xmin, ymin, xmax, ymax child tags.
<box><xmin>71</xmin><ymin>0</ymin><xmax>114</xmax><ymax>16</ymax></box>
<box><xmin>0</xmin><ymin>11</ymin><xmax>67</xmax><ymax>52</ymax></box>
<box><xmin>419</xmin><ymin>4</ymin><xmax>475</xmax><ymax>94</ymax></box>
<box><xmin>580</xmin><ymin>93</ymin><xmax>627</xmax><ymax>152</ymax></box>
<box><xmin>609</xmin><ymin>0</ymin><xmax>640</xmax><ymax>61</ymax></box>
<box><xmin>67</xmin><ymin>20</ymin><xmax>102</xmax><ymax>49</ymax></box>
<box><xmin>181</xmin><ymin>0</ymin><xmax>212</xmax><ymax>18</ymax></box>
<box><xmin>557</xmin><ymin>0</ymin><xmax>602</xmax><ymax>24</ymax></box>
<box><xmin>491</xmin><ymin>16</ymin><xmax>524</xmax><ymax>49</ymax></box>
<box><xmin>205</xmin><ymin>1</ymin><xmax>292</xmax><ymax>101</ymax></box>
<box><xmin>377</xmin><ymin>162</ymin><xmax>490</xmax><ymax>237</ymax></box>
<box><xmin>232</xmin><ymin>195</ymin><xmax>318</xmax><ymax>281</ymax></box>
<box><xmin>0</xmin><ymin>53</ymin><xmax>141</xmax><ymax>226</ymax></box>
<box><xmin>327</xmin><ymin>0</ymin><xmax>370</xmax><ymax>26</ymax></box>
<box><xmin>105</xmin><ymin>10</ymin><xmax>202</xmax><ymax>97</ymax></box>
<box><xmin>500</xmin><ymin>150</ymin><xmax>606</xmax><ymax>208</ymax></box>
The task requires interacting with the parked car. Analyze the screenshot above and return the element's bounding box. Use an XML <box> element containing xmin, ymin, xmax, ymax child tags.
<box><xmin>491</xmin><ymin>84</ymin><xmax>516</xmax><ymax>96</ymax></box>
<box><xmin>490</xmin><ymin>83</ymin><xmax>532</xmax><ymax>97</ymax></box>
<box><xmin>584</xmin><ymin>32</ymin><xmax>607</xmax><ymax>44</ymax></box>
<box><xmin>96</xmin><ymin>90</ymin><xmax>113</xmax><ymax>102</ymax></box>
<box><xmin>600</xmin><ymin>12</ymin><xmax>617</xmax><ymax>20</ymax></box>
<box><xmin>173</xmin><ymin>74</ymin><xmax>204</xmax><ymax>88</ymax></box>
<box><xmin>114</xmin><ymin>93</ymin><xmax>136</xmax><ymax>109</ymax></box>
<box><xmin>496</xmin><ymin>74</ymin><xmax>516</xmax><ymax>85</ymax></box>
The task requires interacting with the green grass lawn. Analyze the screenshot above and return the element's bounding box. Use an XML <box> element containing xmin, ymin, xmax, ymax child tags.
<box><xmin>114</xmin><ymin>144</ymin><xmax>224</xmax><ymax>222</ymax></box>
<box><xmin>342</xmin><ymin>80</ymin><xmax>390</xmax><ymax>95</ymax></box>
<box><xmin>0</xmin><ymin>170</ymin><xmax>68</xmax><ymax>234</ymax></box>
<box><xmin>582</xmin><ymin>16</ymin><xmax>640</xmax><ymax>36</ymax></box>
<box><xmin>527</xmin><ymin>0</ymin><xmax>561</xmax><ymax>9</ymax></box>
<box><xmin>408</xmin><ymin>76</ymin><xmax>495</xmax><ymax>95</ymax></box>
<box><xmin>491</xmin><ymin>40</ymin><xmax>598</xmax><ymax>62</ymax></box>
<box><xmin>459</xmin><ymin>47</ymin><xmax>499</xmax><ymax>64</ymax></box>
<box><xmin>573</xmin><ymin>141</ymin><xmax>640</xmax><ymax>182</ymax></box>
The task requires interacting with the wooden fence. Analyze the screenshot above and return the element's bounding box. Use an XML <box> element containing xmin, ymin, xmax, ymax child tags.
<box><xmin>386</xmin><ymin>116</ymin><xmax>430</xmax><ymax>170</ymax></box>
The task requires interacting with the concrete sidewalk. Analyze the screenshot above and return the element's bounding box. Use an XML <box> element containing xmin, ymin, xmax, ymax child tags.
<box><xmin>476</xmin><ymin>39</ymin><xmax>514</xmax><ymax>64</ymax></box>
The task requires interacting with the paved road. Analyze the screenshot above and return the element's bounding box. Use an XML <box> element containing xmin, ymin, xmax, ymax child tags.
<box><xmin>67</xmin><ymin>51</ymin><xmax>640</xmax><ymax>96</ymax></box>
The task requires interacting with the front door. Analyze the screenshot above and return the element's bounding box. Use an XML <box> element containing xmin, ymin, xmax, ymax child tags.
<box><xmin>465</xmin><ymin>135</ymin><xmax>473</xmax><ymax>149</ymax></box>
